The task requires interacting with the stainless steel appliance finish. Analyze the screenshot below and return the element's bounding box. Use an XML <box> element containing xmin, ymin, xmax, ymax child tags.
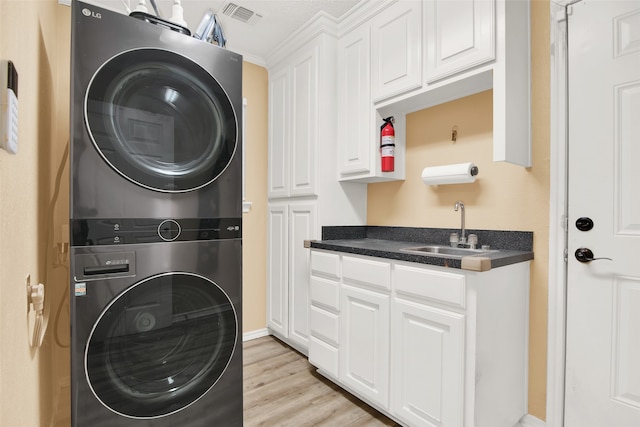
<box><xmin>70</xmin><ymin>2</ymin><xmax>243</xmax><ymax>425</ymax></box>
<box><xmin>70</xmin><ymin>240</ymin><xmax>242</xmax><ymax>426</ymax></box>
<box><xmin>70</xmin><ymin>0</ymin><xmax>242</xmax><ymax>219</ymax></box>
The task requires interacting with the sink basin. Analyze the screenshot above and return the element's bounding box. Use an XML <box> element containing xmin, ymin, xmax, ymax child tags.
<box><xmin>401</xmin><ymin>245</ymin><xmax>488</xmax><ymax>257</ymax></box>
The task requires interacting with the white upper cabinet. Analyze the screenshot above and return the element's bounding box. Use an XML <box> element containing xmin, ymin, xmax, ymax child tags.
<box><xmin>289</xmin><ymin>46</ymin><xmax>319</xmax><ymax>197</ymax></box>
<box><xmin>338</xmin><ymin>25</ymin><xmax>372</xmax><ymax>176</ymax></box>
<box><xmin>424</xmin><ymin>0</ymin><xmax>495</xmax><ymax>83</ymax></box>
<box><xmin>338</xmin><ymin>23</ymin><xmax>407</xmax><ymax>183</ymax></box>
<box><xmin>268</xmin><ymin>66</ymin><xmax>290</xmax><ymax>198</ymax></box>
<box><xmin>268</xmin><ymin>40</ymin><xmax>320</xmax><ymax>199</ymax></box>
<box><xmin>373</xmin><ymin>0</ymin><xmax>530</xmax><ymax>168</ymax></box>
<box><xmin>371</xmin><ymin>1</ymin><xmax>423</xmax><ymax>103</ymax></box>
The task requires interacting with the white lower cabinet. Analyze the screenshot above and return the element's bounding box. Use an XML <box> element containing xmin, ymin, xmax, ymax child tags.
<box><xmin>308</xmin><ymin>250</ymin><xmax>530</xmax><ymax>427</ymax></box>
<box><xmin>391</xmin><ymin>296</ymin><xmax>465</xmax><ymax>427</ymax></box>
<box><xmin>309</xmin><ymin>250</ymin><xmax>341</xmax><ymax>376</ymax></box>
<box><xmin>340</xmin><ymin>284</ymin><xmax>390</xmax><ymax>409</ymax></box>
<box><xmin>267</xmin><ymin>203</ymin><xmax>316</xmax><ymax>353</ymax></box>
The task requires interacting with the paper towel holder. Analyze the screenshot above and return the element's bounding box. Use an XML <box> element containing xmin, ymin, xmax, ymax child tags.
<box><xmin>421</xmin><ymin>162</ymin><xmax>479</xmax><ymax>185</ymax></box>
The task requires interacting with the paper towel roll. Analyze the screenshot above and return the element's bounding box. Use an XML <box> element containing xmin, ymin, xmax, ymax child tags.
<box><xmin>421</xmin><ymin>162</ymin><xmax>479</xmax><ymax>185</ymax></box>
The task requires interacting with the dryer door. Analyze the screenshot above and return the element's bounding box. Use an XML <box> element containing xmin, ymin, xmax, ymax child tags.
<box><xmin>85</xmin><ymin>48</ymin><xmax>237</xmax><ymax>193</ymax></box>
<box><xmin>85</xmin><ymin>272</ymin><xmax>238</xmax><ymax>418</ymax></box>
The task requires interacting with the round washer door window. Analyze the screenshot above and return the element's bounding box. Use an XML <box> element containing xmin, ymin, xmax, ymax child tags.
<box><xmin>86</xmin><ymin>272</ymin><xmax>238</xmax><ymax>418</ymax></box>
<box><xmin>85</xmin><ymin>49</ymin><xmax>237</xmax><ymax>192</ymax></box>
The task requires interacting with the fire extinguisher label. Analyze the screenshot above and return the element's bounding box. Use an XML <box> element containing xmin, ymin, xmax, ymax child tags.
<box><xmin>381</xmin><ymin>145</ymin><xmax>394</xmax><ymax>156</ymax></box>
<box><xmin>381</xmin><ymin>136</ymin><xmax>395</xmax><ymax>147</ymax></box>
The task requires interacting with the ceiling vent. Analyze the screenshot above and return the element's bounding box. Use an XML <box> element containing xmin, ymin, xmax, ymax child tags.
<box><xmin>221</xmin><ymin>3</ymin><xmax>263</xmax><ymax>25</ymax></box>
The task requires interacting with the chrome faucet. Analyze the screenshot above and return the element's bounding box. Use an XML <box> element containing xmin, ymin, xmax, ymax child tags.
<box><xmin>454</xmin><ymin>200</ymin><xmax>466</xmax><ymax>244</ymax></box>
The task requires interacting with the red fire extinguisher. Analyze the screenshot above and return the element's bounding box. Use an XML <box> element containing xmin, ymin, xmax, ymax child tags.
<box><xmin>380</xmin><ymin>116</ymin><xmax>395</xmax><ymax>172</ymax></box>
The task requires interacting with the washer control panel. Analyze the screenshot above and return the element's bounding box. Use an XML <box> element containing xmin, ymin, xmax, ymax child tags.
<box><xmin>70</xmin><ymin>218</ymin><xmax>241</xmax><ymax>246</ymax></box>
<box><xmin>73</xmin><ymin>251</ymin><xmax>136</xmax><ymax>281</ymax></box>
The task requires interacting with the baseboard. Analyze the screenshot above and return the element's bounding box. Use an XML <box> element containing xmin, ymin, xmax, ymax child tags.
<box><xmin>520</xmin><ymin>414</ymin><xmax>546</xmax><ymax>427</ymax></box>
<box><xmin>242</xmin><ymin>328</ymin><xmax>269</xmax><ymax>342</ymax></box>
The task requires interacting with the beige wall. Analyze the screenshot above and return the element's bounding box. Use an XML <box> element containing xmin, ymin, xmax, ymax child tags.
<box><xmin>0</xmin><ymin>1</ymin><xmax>69</xmax><ymax>426</ymax></box>
<box><xmin>242</xmin><ymin>62</ymin><xmax>269</xmax><ymax>334</ymax></box>
<box><xmin>367</xmin><ymin>2</ymin><xmax>550</xmax><ymax>419</ymax></box>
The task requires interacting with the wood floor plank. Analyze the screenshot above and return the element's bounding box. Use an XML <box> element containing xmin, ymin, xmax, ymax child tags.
<box><xmin>243</xmin><ymin>336</ymin><xmax>400</xmax><ymax>427</ymax></box>
<box><xmin>55</xmin><ymin>335</ymin><xmax>399</xmax><ymax>426</ymax></box>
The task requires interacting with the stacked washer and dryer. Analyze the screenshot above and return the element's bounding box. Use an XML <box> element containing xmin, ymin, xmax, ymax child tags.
<box><xmin>69</xmin><ymin>2</ymin><xmax>243</xmax><ymax>426</ymax></box>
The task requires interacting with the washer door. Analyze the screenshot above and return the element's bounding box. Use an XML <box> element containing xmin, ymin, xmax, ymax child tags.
<box><xmin>85</xmin><ymin>48</ymin><xmax>237</xmax><ymax>192</ymax></box>
<box><xmin>86</xmin><ymin>272</ymin><xmax>237</xmax><ymax>418</ymax></box>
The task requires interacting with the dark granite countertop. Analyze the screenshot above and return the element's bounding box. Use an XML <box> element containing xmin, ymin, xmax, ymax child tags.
<box><xmin>310</xmin><ymin>226</ymin><xmax>534</xmax><ymax>271</ymax></box>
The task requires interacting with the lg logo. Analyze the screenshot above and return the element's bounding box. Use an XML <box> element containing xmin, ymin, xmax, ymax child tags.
<box><xmin>81</xmin><ymin>8</ymin><xmax>101</xmax><ymax>19</ymax></box>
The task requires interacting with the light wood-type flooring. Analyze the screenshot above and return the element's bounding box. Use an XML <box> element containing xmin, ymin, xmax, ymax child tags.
<box><xmin>244</xmin><ymin>335</ymin><xmax>399</xmax><ymax>427</ymax></box>
<box><xmin>55</xmin><ymin>335</ymin><xmax>398</xmax><ymax>426</ymax></box>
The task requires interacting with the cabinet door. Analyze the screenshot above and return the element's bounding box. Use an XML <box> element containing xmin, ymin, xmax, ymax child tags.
<box><xmin>267</xmin><ymin>204</ymin><xmax>288</xmax><ymax>336</ymax></box>
<box><xmin>289</xmin><ymin>45</ymin><xmax>319</xmax><ymax>197</ymax></box>
<box><xmin>287</xmin><ymin>203</ymin><xmax>317</xmax><ymax>351</ymax></box>
<box><xmin>340</xmin><ymin>284</ymin><xmax>390</xmax><ymax>409</ymax></box>
<box><xmin>391</xmin><ymin>298</ymin><xmax>465</xmax><ymax>427</ymax></box>
<box><xmin>371</xmin><ymin>1</ymin><xmax>422</xmax><ymax>102</ymax></box>
<box><xmin>424</xmin><ymin>0</ymin><xmax>495</xmax><ymax>83</ymax></box>
<box><xmin>338</xmin><ymin>24</ymin><xmax>373</xmax><ymax>176</ymax></box>
<box><xmin>268</xmin><ymin>67</ymin><xmax>290</xmax><ymax>198</ymax></box>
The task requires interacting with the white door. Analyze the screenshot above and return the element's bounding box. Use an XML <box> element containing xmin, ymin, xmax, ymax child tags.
<box><xmin>565</xmin><ymin>1</ymin><xmax>640</xmax><ymax>426</ymax></box>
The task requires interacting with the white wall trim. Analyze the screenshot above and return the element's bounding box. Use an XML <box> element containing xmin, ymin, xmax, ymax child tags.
<box><xmin>243</xmin><ymin>328</ymin><xmax>269</xmax><ymax>342</ymax></box>
<box><xmin>547</xmin><ymin>1</ymin><xmax>571</xmax><ymax>427</ymax></box>
<box><xmin>520</xmin><ymin>414</ymin><xmax>547</xmax><ymax>427</ymax></box>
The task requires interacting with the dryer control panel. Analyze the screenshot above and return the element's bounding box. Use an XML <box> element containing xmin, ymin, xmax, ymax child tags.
<box><xmin>70</xmin><ymin>218</ymin><xmax>242</xmax><ymax>246</ymax></box>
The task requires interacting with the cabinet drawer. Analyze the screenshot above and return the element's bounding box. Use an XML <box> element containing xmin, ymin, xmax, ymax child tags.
<box><xmin>342</xmin><ymin>255</ymin><xmax>391</xmax><ymax>291</ymax></box>
<box><xmin>310</xmin><ymin>305</ymin><xmax>339</xmax><ymax>345</ymax></box>
<box><xmin>310</xmin><ymin>276</ymin><xmax>340</xmax><ymax>311</ymax></box>
<box><xmin>311</xmin><ymin>250</ymin><xmax>340</xmax><ymax>280</ymax></box>
<box><xmin>394</xmin><ymin>264</ymin><xmax>466</xmax><ymax>308</ymax></box>
<box><xmin>309</xmin><ymin>336</ymin><xmax>339</xmax><ymax>378</ymax></box>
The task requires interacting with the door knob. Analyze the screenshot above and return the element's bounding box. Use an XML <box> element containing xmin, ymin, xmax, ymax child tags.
<box><xmin>574</xmin><ymin>247</ymin><xmax>612</xmax><ymax>263</ymax></box>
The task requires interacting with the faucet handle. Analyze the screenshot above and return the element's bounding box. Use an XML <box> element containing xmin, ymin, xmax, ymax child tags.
<box><xmin>468</xmin><ymin>234</ymin><xmax>478</xmax><ymax>249</ymax></box>
<box><xmin>449</xmin><ymin>232</ymin><xmax>459</xmax><ymax>247</ymax></box>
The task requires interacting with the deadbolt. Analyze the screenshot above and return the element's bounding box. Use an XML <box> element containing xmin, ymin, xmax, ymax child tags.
<box><xmin>575</xmin><ymin>217</ymin><xmax>594</xmax><ymax>231</ymax></box>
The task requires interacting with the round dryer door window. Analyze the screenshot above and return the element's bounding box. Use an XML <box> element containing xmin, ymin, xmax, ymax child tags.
<box><xmin>85</xmin><ymin>48</ymin><xmax>237</xmax><ymax>192</ymax></box>
<box><xmin>85</xmin><ymin>272</ymin><xmax>238</xmax><ymax>418</ymax></box>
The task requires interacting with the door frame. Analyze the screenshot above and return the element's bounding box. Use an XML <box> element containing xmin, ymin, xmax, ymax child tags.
<box><xmin>547</xmin><ymin>1</ymin><xmax>581</xmax><ymax>426</ymax></box>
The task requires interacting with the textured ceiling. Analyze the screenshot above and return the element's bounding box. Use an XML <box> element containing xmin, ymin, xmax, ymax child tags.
<box><xmin>86</xmin><ymin>0</ymin><xmax>361</xmax><ymax>64</ymax></box>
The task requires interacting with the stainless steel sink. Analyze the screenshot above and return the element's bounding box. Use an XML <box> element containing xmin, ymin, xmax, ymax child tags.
<box><xmin>401</xmin><ymin>245</ymin><xmax>489</xmax><ymax>257</ymax></box>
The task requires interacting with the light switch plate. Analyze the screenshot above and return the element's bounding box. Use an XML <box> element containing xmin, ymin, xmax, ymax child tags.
<box><xmin>0</xmin><ymin>60</ymin><xmax>18</xmax><ymax>155</ymax></box>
